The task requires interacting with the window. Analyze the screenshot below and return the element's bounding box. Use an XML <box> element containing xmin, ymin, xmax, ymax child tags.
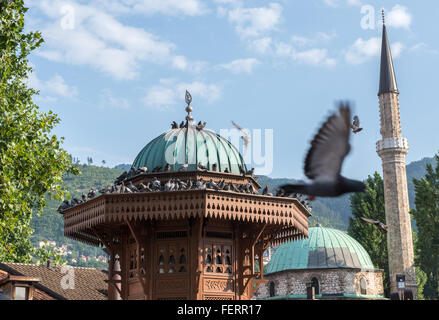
<box><xmin>269</xmin><ymin>281</ymin><xmax>275</xmax><ymax>297</ymax></box>
<box><xmin>14</xmin><ymin>287</ymin><xmax>27</xmax><ymax>300</ymax></box>
<box><xmin>157</xmin><ymin>241</ymin><xmax>188</xmax><ymax>274</ymax></box>
<box><xmin>360</xmin><ymin>277</ymin><xmax>367</xmax><ymax>295</ymax></box>
<box><xmin>204</xmin><ymin>244</ymin><xmax>232</xmax><ymax>275</ymax></box>
<box><xmin>311</xmin><ymin>277</ymin><xmax>319</xmax><ymax>295</ymax></box>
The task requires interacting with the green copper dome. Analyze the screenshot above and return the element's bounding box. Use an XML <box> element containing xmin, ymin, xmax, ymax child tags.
<box><xmin>266</xmin><ymin>226</ymin><xmax>375</xmax><ymax>274</ymax></box>
<box><xmin>132</xmin><ymin>126</ymin><xmax>247</xmax><ymax>174</ymax></box>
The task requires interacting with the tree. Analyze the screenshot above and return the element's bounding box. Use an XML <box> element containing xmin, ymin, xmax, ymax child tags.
<box><xmin>411</xmin><ymin>152</ymin><xmax>439</xmax><ymax>299</ymax></box>
<box><xmin>0</xmin><ymin>1</ymin><xmax>79</xmax><ymax>262</ymax></box>
<box><xmin>348</xmin><ymin>172</ymin><xmax>390</xmax><ymax>296</ymax></box>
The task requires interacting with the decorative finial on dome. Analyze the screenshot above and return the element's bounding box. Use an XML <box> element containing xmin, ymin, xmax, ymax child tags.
<box><xmin>382</xmin><ymin>8</ymin><xmax>385</xmax><ymax>25</ymax></box>
<box><xmin>185</xmin><ymin>90</ymin><xmax>194</xmax><ymax>125</ymax></box>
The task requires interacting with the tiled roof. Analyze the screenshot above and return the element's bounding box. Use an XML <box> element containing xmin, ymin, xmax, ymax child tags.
<box><xmin>0</xmin><ymin>262</ymin><xmax>108</xmax><ymax>300</ymax></box>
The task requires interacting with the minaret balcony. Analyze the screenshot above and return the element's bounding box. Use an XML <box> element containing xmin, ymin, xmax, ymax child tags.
<box><xmin>376</xmin><ymin>137</ymin><xmax>409</xmax><ymax>154</ymax></box>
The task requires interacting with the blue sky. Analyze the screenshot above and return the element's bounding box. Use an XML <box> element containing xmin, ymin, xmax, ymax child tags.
<box><xmin>24</xmin><ymin>0</ymin><xmax>439</xmax><ymax>180</ymax></box>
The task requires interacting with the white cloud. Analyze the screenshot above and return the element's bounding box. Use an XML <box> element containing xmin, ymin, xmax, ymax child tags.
<box><xmin>323</xmin><ymin>0</ymin><xmax>339</xmax><ymax>7</ymax></box>
<box><xmin>249</xmin><ymin>37</ymin><xmax>272</xmax><ymax>54</ymax></box>
<box><xmin>291</xmin><ymin>31</ymin><xmax>336</xmax><ymax>47</ymax></box>
<box><xmin>346</xmin><ymin>0</ymin><xmax>361</xmax><ymax>6</ymax></box>
<box><xmin>410</xmin><ymin>43</ymin><xmax>439</xmax><ymax>55</ymax></box>
<box><xmin>273</xmin><ymin>42</ymin><xmax>335</xmax><ymax>67</ymax></box>
<box><xmin>144</xmin><ymin>80</ymin><xmax>221</xmax><ymax>110</ymax></box>
<box><xmin>226</xmin><ymin>3</ymin><xmax>283</xmax><ymax>38</ymax></box>
<box><xmin>345</xmin><ymin>37</ymin><xmax>381</xmax><ymax>64</ymax></box>
<box><xmin>386</xmin><ymin>5</ymin><xmax>412</xmax><ymax>30</ymax></box>
<box><xmin>323</xmin><ymin>0</ymin><xmax>361</xmax><ymax>7</ymax></box>
<box><xmin>30</xmin><ymin>0</ymin><xmax>203</xmax><ymax>80</ymax></box>
<box><xmin>94</xmin><ymin>0</ymin><xmax>208</xmax><ymax>17</ymax></box>
<box><xmin>28</xmin><ymin>71</ymin><xmax>78</xmax><ymax>99</ymax></box>
<box><xmin>275</xmin><ymin>42</ymin><xmax>294</xmax><ymax>57</ymax></box>
<box><xmin>291</xmin><ymin>35</ymin><xmax>310</xmax><ymax>47</ymax></box>
<box><xmin>99</xmin><ymin>89</ymin><xmax>130</xmax><ymax>109</ymax></box>
<box><xmin>294</xmin><ymin>49</ymin><xmax>336</xmax><ymax>67</ymax></box>
<box><xmin>391</xmin><ymin>42</ymin><xmax>404</xmax><ymax>58</ymax></box>
<box><xmin>345</xmin><ymin>37</ymin><xmax>404</xmax><ymax>64</ymax></box>
<box><xmin>219</xmin><ymin>58</ymin><xmax>261</xmax><ymax>74</ymax></box>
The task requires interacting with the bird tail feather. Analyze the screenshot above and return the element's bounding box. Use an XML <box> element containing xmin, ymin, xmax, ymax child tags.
<box><xmin>279</xmin><ymin>184</ymin><xmax>308</xmax><ymax>196</ymax></box>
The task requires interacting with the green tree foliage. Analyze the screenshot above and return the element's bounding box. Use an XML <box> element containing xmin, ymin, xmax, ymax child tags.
<box><xmin>31</xmin><ymin>164</ymin><xmax>123</xmax><ymax>261</ymax></box>
<box><xmin>34</xmin><ymin>241</ymin><xmax>66</xmax><ymax>267</ymax></box>
<box><xmin>0</xmin><ymin>1</ymin><xmax>79</xmax><ymax>262</ymax></box>
<box><xmin>348</xmin><ymin>172</ymin><xmax>390</xmax><ymax>296</ymax></box>
<box><xmin>411</xmin><ymin>153</ymin><xmax>439</xmax><ymax>299</ymax></box>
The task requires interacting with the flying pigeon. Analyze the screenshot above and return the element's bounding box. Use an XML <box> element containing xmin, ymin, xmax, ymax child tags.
<box><xmin>360</xmin><ymin>217</ymin><xmax>388</xmax><ymax>233</ymax></box>
<box><xmin>279</xmin><ymin>103</ymin><xmax>366</xmax><ymax>199</ymax></box>
<box><xmin>351</xmin><ymin>115</ymin><xmax>363</xmax><ymax>133</ymax></box>
<box><xmin>232</xmin><ymin>121</ymin><xmax>250</xmax><ymax>154</ymax></box>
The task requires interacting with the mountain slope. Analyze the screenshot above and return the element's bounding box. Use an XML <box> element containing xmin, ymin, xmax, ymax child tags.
<box><xmin>30</xmin><ymin>156</ymin><xmax>436</xmax><ymax>259</ymax></box>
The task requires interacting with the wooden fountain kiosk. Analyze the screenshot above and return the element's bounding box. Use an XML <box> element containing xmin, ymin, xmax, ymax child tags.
<box><xmin>60</xmin><ymin>95</ymin><xmax>310</xmax><ymax>300</ymax></box>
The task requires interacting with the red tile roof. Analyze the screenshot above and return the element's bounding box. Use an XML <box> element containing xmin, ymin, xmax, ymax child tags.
<box><xmin>0</xmin><ymin>262</ymin><xmax>108</xmax><ymax>300</ymax></box>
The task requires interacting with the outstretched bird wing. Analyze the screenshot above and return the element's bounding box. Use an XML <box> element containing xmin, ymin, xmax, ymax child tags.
<box><xmin>360</xmin><ymin>217</ymin><xmax>378</xmax><ymax>225</ymax></box>
<box><xmin>304</xmin><ymin>103</ymin><xmax>351</xmax><ymax>181</ymax></box>
<box><xmin>232</xmin><ymin>121</ymin><xmax>250</xmax><ymax>152</ymax></box>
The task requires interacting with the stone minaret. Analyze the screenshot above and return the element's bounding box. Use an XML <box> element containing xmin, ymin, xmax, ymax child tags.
<box><xmin>376</xmin><ymin>12</ymin><xmax>417</xmax><ymax>297</ymax></box>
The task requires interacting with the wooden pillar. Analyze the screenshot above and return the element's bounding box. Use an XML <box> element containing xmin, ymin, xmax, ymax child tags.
<box><xmin>189</xmin><ymin>217</ymin><xmax>202</xmax><ymax>299</ymax></box>
<box><xmin>234</xmin><ymin>223</ymin><xmax>242</xmax><ymax>300</ymax></box>
<box><xmin>146</xmin><ymin>221</ymin><xmax>154</xmax><ymax>299</ymax></box>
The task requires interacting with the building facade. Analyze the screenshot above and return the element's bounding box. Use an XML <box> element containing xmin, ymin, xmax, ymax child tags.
<box><xmin>256</xmin><ymin>226</ymin><xmax>384</xmax><ymax>300</ymax></box>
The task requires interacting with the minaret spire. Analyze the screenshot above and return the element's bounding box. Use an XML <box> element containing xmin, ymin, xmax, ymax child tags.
<box><xmin>378</xmin><ymin>9</ymin><xmax>398</xmax><ymax>95</ymax></box>
<box><xmin>376</xmin><ymin>15</ymin><xmax>417</xmax><ymax>298</ymax></box>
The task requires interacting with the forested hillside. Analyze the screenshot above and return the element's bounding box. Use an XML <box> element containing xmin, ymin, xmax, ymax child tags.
<box><xmin>31</xmin><ymin>165</ymin><xmax>124</xmax><ymax>263</ymax></box>
<box><xmin>31</xmin><ymin>156</ymin><xmax>436</xmax><ymax>264</ymax></box>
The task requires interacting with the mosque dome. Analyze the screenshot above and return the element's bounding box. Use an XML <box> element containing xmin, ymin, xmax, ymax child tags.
<box><xmin>132</xmin><ymin>125</ymin><xmax>247</xmax><ymax>175</ymax></box>
<box><xmin>266</xmin><ymin>225</ymin><xmax>375</xmax><ymax>274</ymax></box>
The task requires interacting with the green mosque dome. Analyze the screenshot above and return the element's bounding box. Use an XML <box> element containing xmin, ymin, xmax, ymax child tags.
<box><xmin>132</xmin><ymin>126</ymin><xmax>247</xmax><ymax>175</ymax></box>
<box><xmin>266</xmin><ymin>226</ymin><xmax>375</xmax><ymax>274</ymax></box>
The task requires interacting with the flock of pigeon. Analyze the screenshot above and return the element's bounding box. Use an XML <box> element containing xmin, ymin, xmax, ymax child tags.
<box><xmin>57</xmin><ymin>173</ymin><xmax>313</xmax><ymax>213</ymax></box>
<box><xmin>171</xmin><ymin>120</ymin><xmax>207</xmax><ymax>131</ymax></box>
